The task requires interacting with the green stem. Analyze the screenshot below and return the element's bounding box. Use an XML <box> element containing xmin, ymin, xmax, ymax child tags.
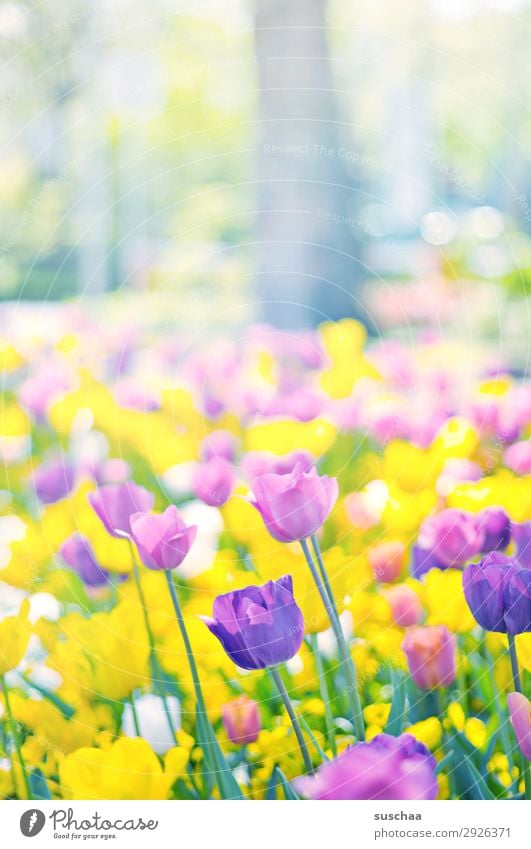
<box><xmin>164</xmin><ymin>572</ymin><xmax>237</xmax><ymax>796</ymax></box>
<box><xmin>164</xmin><ymin>572</ymin><xmax>206</xmax><ymax>712</ymax></box>
<box><xmin>507</xmin><ymin>635</ymin><xmax>531</xmax><ymax>800</ymax></box>
<box><xmin>508</xmin><ymin>635</ymin><xmax>522</xmax><ymax>693</ymax></box>
<box><xmin>130</xmin><ymin>693</ymin><xmax>141</xmax><ymax>737</ymax></box>
<box><xmin>0</xmin><ymin>676</ymin><xmax>32</xmax><ymax>800</ymax></box>
<box><xmin>301</xmin><ymin>538</ymin><xmax>365</xmax><ymax>740</ymax></box>
<box><xmin>270</xmin><ymin>668</ymin><xmax>314</xmax><ymax>774</ymax></box>
<box><xmin>310</xmin><ymin>634</ymin><xmax>337</xmax><ymax>756</ymax></box>
<box><xmin>481</xmin><ymin>634</ymin><xmax>517</xmax><ymax>796</ymax></box>
<box><xmin>129</xmin><ymin>546</ymin><xmax>177</xmax><ymax>741</ymax></box>
<box><xmin>310</xmin><ymin>534</ymin><xmax>337</xmax><ymax>613</ymax></box>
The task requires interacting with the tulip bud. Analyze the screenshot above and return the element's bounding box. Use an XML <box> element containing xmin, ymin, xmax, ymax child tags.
<box><xmin>368</xmin><ymin>541</ymin><xmax>405</xmax><ymax>583</ymax></box>
<box><xmin>402</xmin><ymin>625</ymin><xmax>457</xmax><ymax>689</ymax></box>
<box><xmin>222</xmin><ymin>696</ymin><xmax>261</xmax><ymax>745</ymax></box>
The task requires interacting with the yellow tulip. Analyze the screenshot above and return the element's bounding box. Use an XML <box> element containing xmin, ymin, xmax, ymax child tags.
<box><xmin>59</xmin><ymin>738</ymin><xmax>176</xmax><ymax>800</ymax></box>
<box><xmin>0</xmin><ymin>599</ymin><xmax>31</xmax><ymax>676</ymax></box>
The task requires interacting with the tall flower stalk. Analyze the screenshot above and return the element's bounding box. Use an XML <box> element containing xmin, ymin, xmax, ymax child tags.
<box><xmin>1</xmin><ymin>676</ymin><xmax>32</xmax><ymax>800</ymax></box>
<box><xmin>129</xmin><ymin>543</ymin><xmax>177</xmax><ymax>740</ymax></box>
<box><xmin>301</xmin><ymin>538</ymin><xmax>364</xmax><ymax>740</ymax></box>
<box><xmin>129</xmin><ymin>504</ymin><xmax>242</xmax><ymax>798</ymax></box>
<box><xmin>250</xmin><ymin>464</ymin><xmax>365</xmax><ymax>740</ymax></box>
<box><xmin>507</xmin><ymin>635</ymin><xmax>531</xmax><ymax>800</ymax></box>
<box><xmin>270</xmin><ymin>668</ymin><xmax>313</xmax><ymax>773</ymax></box>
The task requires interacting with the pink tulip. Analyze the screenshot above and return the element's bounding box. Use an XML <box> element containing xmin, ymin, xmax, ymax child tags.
<box><xmin>250</xmin><ymin>464</ymin><xmax>338</xmax><ymax>543</ymax></box>
<box><xmin>130</xmin><ymin>505</ymin><xmax>197</xmax><ymax>571</ymax></box>
<box><xmin>402</xmin><ymin>625</ymin><xmax>456</xmax><ymax>689</ymax></box>
<box><xmin>385</xmin><ymin>585</ymin><xmax>422</xmax><ymax>627</ymax></box>
<box><xmin>368</xmin><ymin>541</ymin><xmax>405</xmax><ymax>583</ymax></box>
<box><xmin>222</xmin><ymin>696</ymin><xmax>261</xmax><ymax>745</ymax></box>
<box><xmin>192</xmin><ymin>460</ymin><xmax>235</xmax><ymax>507</ymax></box>
<box><xmin>507</xmin><ymin>692</ymin><xmax>531</xmax><ymax>760</ymax></box>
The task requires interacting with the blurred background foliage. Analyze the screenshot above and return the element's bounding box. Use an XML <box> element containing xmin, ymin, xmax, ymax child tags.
<box><xmin>0</xmin><ymin>0</ymin><xmax>530</xmax><ymax>351</ymax></box>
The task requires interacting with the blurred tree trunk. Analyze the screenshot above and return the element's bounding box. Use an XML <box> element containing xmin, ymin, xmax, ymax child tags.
<box><xmin>255</xmin><ymin>0</ymin><xmax>361</xmax><ymax>328</ymax></box>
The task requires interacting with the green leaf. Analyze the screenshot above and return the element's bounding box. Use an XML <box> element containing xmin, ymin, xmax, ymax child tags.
<box><xmin>385</xmin><ymin>670</ymin><xmax>406</xmax><ymax>736</ymax></box>
<box><xmin>29</xmin><ymin>769</ymin><xmax>52</xmax><ymax>800</ymax></box>
<box><xmin>274</xmin><ymin>767</ymin><xmax>299</xmax><ymax>800</ymax></box>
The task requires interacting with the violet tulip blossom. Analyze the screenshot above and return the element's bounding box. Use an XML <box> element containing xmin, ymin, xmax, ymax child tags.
<box><xmin>33</xmin><ymin>459</ymin><xmax>75</xmax><ymax>504</ymax></box>
<box><xmin>295</xmin><ymin>734</ymin><xmax>437</xmax><ymax>800</ymax></box>
<box><xmin>201</xmin><ymin>575</ymin><xmax>304</xmax><ymax>670</ymax></box>
<box><xmin>463</xmin><ymin>552</ymin><xmax>531</xmax><ymax>634</ymax></box>
<box><xmin>59</xmin><ymin>533</ymin><xmax>111</xmax><ymax>588</ymax></box>
<box><xmin>417</xmin><ymin>508</ymin><xmax>484</xmax><ymax>569</ymax></box>
<box><xmin>476</xmin><ymin>506</ymin><xmax>511</xmax><ymax>554</ymax></box>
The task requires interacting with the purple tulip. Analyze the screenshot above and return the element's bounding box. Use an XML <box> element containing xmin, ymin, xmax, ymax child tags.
<box><xmin>504</xmin><ymin>441</ymin><xmax>531</xmax><ymax>475</ymax></box>
<box><xmin>242</xmin><ymin>450</ymin><xmax>314</xmax><ymax>482</ymax></box>
<box><xmin>130</xmin><ymin>506</ymin><xmax>198</xmax><ymax>571</ymax></box>
<box><xmin>88</xmin><ymin>483</ymin><xmax>154</xmax><ymax>538</ymax></box>
<box><xmin>512</xmin><ymin>521</ymin><xmax>531</xmax><ymax>570</ymax></box>
<box><xmin>410</xmin><ymin>543</ymin><xmax>446</xmax><ymax>579</ymax></box>
<box><xmin>33</xmin><ymin>459</ymin><xmax>75</xmax><ymax>504</ymax></box>
<box><xmin>295</xmin><ymin>734</ymin><xmax>437</xmax><ymax>800</ymax></box>
<box><xmin>402</xmin><ymin>625</ymin><xmax>457</xmax><ymax>689</ymax></box>
<box><xmin>250</xmin><ymin>464</ymin><xmax>338</xmax><ymax>543</ymax></box>
<box><xmin>476</xmin><ymin>507</ymin><xmax>511</xmax><ymax>554</ymax></box>
<box><xmin>59</xmin><ymin>533</ymin><xmax>110</xmax><ymax>587</ymax></box>
<box><xmin>463</xmin><ymin>552</ymin><xmax>531</xmax><ymax>634</ymax></box>
<box><xmin>192</xmin><ymin>460</ymin><xmax>234</xmax><ymax>507</ymax></box>
<box><xmin>200</xmin><ymin>575</ymin><xmax>304</xmax><ymax>670</ymax></box>
<box><xmin>417</xmin><ymin>508</ymin><xmax>484</xmax><ymax>568</ymax></box>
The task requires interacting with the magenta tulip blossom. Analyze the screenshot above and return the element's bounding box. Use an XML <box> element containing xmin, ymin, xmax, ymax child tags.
<box><xmin>385</xmin><ymin>585</ymin><xmax>422</xmax><ymax>627</ymax></box>
<box><xmin>295</xmin><ymin>734</ymin><xmax>437</xmax><ymax>800</ymax></box>
<box><xmin>417</xmin><ymin>508</ymin><xmax>484</xmax><ymax>569</ymax></box>
<box><xmin>88</xmin><ymin>482</ymin><xmax>154</xmax><ymax>538</ymax></box>
<box><xmin>192</xmin><ymin>460</ymin><xmax>235</xmax><ymax>507</ymax></box>
<box><xmin>249</xmin><ymin>464</ymin><xmax>338</xmax><ymax>542</ymax></box>
<box><xmin>402</xmin><ymin>625</ymin><xmax>457</xmax><ymax>689</ymax></box>
<box><xmin>130</xmin><ymin>505</ymin><xmax>198</xmax><ymax>571</ymax></box>
<box><xmin>200</xmin><ymin>430</ymin><xmax>238</xmax><ymax>463</ymax></box>
<box><xmin>507</xmin><ymin>692</ymin><xmax>531</xmax><ymax>761</ymax></box>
